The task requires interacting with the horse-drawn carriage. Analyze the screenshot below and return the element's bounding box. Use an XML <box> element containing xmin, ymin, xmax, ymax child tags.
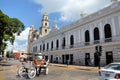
<box><xmin>17</xmin><ymin>53</ymin><xmax>49</xmax><ymax>79</ymax></box>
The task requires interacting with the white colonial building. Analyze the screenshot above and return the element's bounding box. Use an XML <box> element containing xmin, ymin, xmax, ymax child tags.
<box><xmin>28</xmin><ymin>1</ymin><xmax>120</xmax><ymax>66</ymax></box>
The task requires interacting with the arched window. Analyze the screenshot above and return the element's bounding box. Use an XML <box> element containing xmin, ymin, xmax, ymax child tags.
<box><xmin>43</xmin><ymin>44</ymin><xmax>45</xmax><ymax>51</ymax></box>
<box><xmin>85</xmin><ymin>30</ymin><xmax>90</xmax><ymax>45</ymax></box>
<box><xmin>94</xmin><ymin>27</ymin><xmax>100</xmax><ymax>44</ymax></box>
<box><xmin>40</xmin><ymin>45</ymin><xmax>41</xmax><ymax>52</ymax></box>
<box><xmin>51</xmin><ymin>41</ymin><xmax>53</xmax><ymax>50</ymax></box>
<box><xmin>45</xmin><ymin>23</ymin><xmax>47</xmax><ymax>26</ymax></box>
<box><xmin>45</xmin><ymin>29</ymin><xmax>47</xmax><ymax>33</ymax></box>
<box><xmin>70</xmin><ymin>35</ymin><xmax>74</xmax><ymax>48</ymax></box>
<box><xmin>62</xmin><ymin>37</ymin><xmax>66</xmax><ymax>49</ymax></box>
<box><xmin>104</xmin><ymin>24</ymin><xmax>112</xmax><ymax>42</ymax></box>
<box><xmin>36</xmin><ymin>46</ymin><xmax>37</xmax><ymax>52</ymax></box>
<box><xmin>56</xmin><ymin>39</ymin><xmax>59</xmax><ymax>49</ymax></box>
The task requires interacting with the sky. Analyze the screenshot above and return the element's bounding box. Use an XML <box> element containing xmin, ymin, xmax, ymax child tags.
<box><xmin>0</xmin><ymin>0</ymin><xmax>112</xmax><ymax>52</ymax></box>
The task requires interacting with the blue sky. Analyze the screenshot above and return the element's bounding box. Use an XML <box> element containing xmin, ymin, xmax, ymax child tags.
<box><xmin>0</xmin><ymin>0</ymin><xmax>112</xmax><ymax>52</ymax></box>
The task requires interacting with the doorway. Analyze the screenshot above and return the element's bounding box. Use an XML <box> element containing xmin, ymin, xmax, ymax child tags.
<box><xmin>45</xmin><ymin>55</ymin><xmax>48</xmax><ymax>61</ymax></box>
<box><xmin>56</xmin><ymin>57</ymin><xmax>58</xmax><ymax>63</ymax></box>
<box><xmin>62</xmin><ymin>55</ymin><xmax>65</xmax><ymax>64</ymax></box>
<box><xmin>85</xmin><ymin>53</ymin><xmax>90</xmax><ymax>66</ymax></box>
<box><xmin>50</xmin><ymin>55</ymin><xmax>53</xmax><ymax>63</ymax></box>
<box><xmin>106</xmin><ymin>51</ymin><xmax>113</xmax><ymax>65</ymax></box>
<box><xmin>70</xmin><ymin>54</ymin><xmax>73</xmax><ymax>65</ymax></box>
<box><xmin>65</xmin><ymin>54</ymin><xmax>69</xmax><ymax>64</ymax></box>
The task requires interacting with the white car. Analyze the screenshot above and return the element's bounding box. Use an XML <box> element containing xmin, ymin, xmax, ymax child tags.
<box><xmin>99</xmin><ymin>62</ymin><xmax>120</xmax><ymax>80</ymax></box>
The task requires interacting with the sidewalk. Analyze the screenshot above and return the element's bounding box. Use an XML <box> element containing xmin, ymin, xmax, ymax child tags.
<box><xmin>0</xmin><ymin>59</ymin><xmax>18</xmax><ymax>80</ymax></box>
<box><xmin>0</xmin><ymin>60</ymin><xmax>10</xmax><ymax>80</ymax></box>
<box><xmin>50</xmin><ymin>63</ymin><xmax>101</xmax><ymax>72</ymax></box>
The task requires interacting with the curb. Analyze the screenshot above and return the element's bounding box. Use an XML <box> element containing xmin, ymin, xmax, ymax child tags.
<box><xmin>50</xmin><ymin>64</ymin><xmax>99</xmax><ymax>72</ymax></box>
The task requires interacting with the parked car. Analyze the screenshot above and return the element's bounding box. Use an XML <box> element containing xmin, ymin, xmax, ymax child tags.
<box><xmin>99</xmin><ymin>62</ymin><xmax>120</xmax><ymax>80</ymax></box>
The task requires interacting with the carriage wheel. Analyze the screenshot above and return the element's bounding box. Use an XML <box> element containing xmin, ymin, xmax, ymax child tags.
<box><xmin>18</xmin><ymin>66</ymin><xmax>25</xmax><ymax>77</ymax></box>
<box><xmin>28</xmin><ymin>67</ymin><xmax>36</xmax><ymax>79</ymax></box>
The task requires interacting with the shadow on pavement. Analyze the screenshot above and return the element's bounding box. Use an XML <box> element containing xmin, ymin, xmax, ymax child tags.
<box><xmin>0</xmin><ymin>63</ymin><xmax>12</xmax><ymax>66</ymax></box>
<box><xmin>0</xmin><ymin>61</ymin><xmax>12</xmax><ymax>66</ymax></box>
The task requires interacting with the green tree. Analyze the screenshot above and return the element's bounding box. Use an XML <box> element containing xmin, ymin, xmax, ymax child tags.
<box><xmin>6</xmin><ymin>51</ymin><xmax>10</xmax><ymax>58</ymax></box>
<box><xmin>0</xmin><ymin>10</ymin><xmax>25</xmax><ymax>54</ymax></box>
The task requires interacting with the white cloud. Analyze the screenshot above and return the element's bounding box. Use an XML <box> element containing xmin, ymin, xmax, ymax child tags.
<box><xmin>15</xmin><ymin>27</ymin><xmax>30</xmax><ymax>41</ymax></box>
<box><xmin>32</xmin><ymin>0</ymin><xmax>111</xmax><ymax>21</ymax></box>
<box><xmin>6</xmin><ymin>27</ymin><xmax>30</xmax><ymax>51</ymax></box>
<box><xmin>13</xmin><ymin>41</ymin><xmax>19</xmax><ymax>48</ymax></box>
<box><xmin>59</xmin><ymin>15</ymin><xmax>68</xmax><ymax>21</ymax></box>
<box><xmin>33</xmin><ymin>0</ymin><xmax>67</xmax><ymax>13</ymax></box>
<box><xmin>6</xmin><ymin>40</ymin><xmax>28</xmax><ymax>51</ymax></box>
<box><xmin>6</xmin><ymin>41</ymin><xmax>18</xmax><ymax>51</ymax></box>
<box><xmin>17</xmin><ymin>42</ymin><xmax>28</xmax><ymax>51</ymax></box>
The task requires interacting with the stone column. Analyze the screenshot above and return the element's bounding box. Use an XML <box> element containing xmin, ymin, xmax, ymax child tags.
<box><xmin>111</xmin><ymin>18</ymin><xmax>116</xmax><ymax>36</ymax></box>
<box><xmin>90</xmin><ymin>25</ymin><xmax>93</xmax><ymax>45</ymax></box>
<box><xmin>99</xmin><ymin>22</ymin><xmax>104</xmax><ymax>43</ymax></box>
<box><xmin>81</xmin><ymin>28</ymin><xmax>85</xmax><ymax>46</ymax></box>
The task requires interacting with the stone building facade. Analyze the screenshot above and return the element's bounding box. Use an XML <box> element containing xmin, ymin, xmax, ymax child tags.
<box><xmin>28</xmin><ymin>1</ymin><xmax>120</xmax><ymax>66</ymax></box>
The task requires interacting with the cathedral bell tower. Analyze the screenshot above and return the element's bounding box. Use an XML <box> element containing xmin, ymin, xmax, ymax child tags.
<box><xmin>40</xmin><ymin>12</ymin><xmax>50</xmax><ymax>36</ymax></box>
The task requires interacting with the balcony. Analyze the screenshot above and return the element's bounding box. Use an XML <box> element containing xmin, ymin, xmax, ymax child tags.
<box><xmin>62</xmin><ymin>46</ymin><xmax>65</xmax><ymax>49</ymax></box>
<box><xmin>56</xmin><ymin>47</ymin><xmax>59</xmax><ymax>50</ymax></box>
<box><xmin>84</xmin><ymin>42</ymin><xmax>90</xmax><ymax>46</ymax></box>
<box><xmin>94</xmin><ymin>40</ymin><xmax>100</xmax><ymax>44</ymax></box>
<box><xmin>51</xmin><ymin>48</ymin><xmax>53</xmax><ymax>51</ymax></box>
<box><xmin>70</xmin><ymin>45</ymin><xmax>74</xmax><ymax>48</ymax></box>
<box><xmin>105</xmin><ymin>37</ymin><xmax>112</xmax><ymax>42</ymax></box>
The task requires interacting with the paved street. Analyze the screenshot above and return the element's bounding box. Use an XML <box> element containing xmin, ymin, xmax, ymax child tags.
<box><xmin>33</xmin><ymin>66</ymin><xmax>99</xmax><ymax>80</ymax></box>
<box><xmin>0</xmin><ymin>59</ymin><xmax>99</xmax><ymax>80</ymax></box>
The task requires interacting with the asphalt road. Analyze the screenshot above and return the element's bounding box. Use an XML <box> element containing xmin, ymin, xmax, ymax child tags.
<box><xmin>33</xmin><ymin>66</ymin><xmax>99</xmax><ymax>80</ymax></box>
<box><xmin>0</xmin><ymin>59</ymin><xmax>99</xmax><ymax>80</ymax></box>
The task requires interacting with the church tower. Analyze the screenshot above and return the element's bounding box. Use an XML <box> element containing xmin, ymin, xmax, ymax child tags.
<box><xmin>28</xmin><ymin>25</ymin><xmax>34</xmax><ymax>53</ymax></box>
<box><xmin>40</xmin><ymin>12</ymin><xmax>50</xmax><ymax>36</ymax></box>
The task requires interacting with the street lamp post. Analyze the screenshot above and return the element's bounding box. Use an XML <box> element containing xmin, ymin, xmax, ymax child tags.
<box><xmin>98</xmin><ymin>52</ymin><xmax>101</xmax><ymax>69</ymax></box>
<box><xmin>95</xmin><ymin>45</ymin><xmax>102</xmax><ymax>69</ymax></box>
